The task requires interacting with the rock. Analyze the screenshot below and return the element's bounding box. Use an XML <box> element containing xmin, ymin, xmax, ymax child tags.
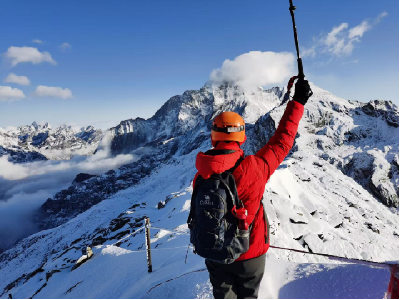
<box><xmin>361</xmin><ymin>100</ymin><xmax>399</xmax><ymax>127</ymax></box>
<box><xmin>46</xmin><ymin>269</ymin><xmax>60</xmax><ymax>281</ymax></box>
<box><xmin>73</xmin><ymin>173</ymin><xmax>96</xmax><ymax>184</ymax></box>
<box><xmin>72</xmin><ymin>247</ymin><xmax>93</xmax><ymax>271</ymax></box>
<box><xmin>365</xmin><ymin>223</ymin><xmax>380</xmax><ymax>234</ymax></box>
<box><xmin>369</xmin><ymin>178</ymin><xmax>399</xmax><ymax>208</ymax></box>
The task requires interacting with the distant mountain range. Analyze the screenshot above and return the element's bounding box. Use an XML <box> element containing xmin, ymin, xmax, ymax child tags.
<box><xmin>0</xmin><ymin>122</ymin><xmax>103</xmax><ymax>162</ymax></box>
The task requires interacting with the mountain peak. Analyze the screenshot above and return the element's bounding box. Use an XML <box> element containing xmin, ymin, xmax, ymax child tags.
<box><xmin>31</xmin><ymin>121</ymin><xmax>38</xmax><ymax>130</ymax></box>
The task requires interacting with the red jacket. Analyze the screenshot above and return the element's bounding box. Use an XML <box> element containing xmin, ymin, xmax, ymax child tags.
<box><xmin>193</xmin><ymin>100</ymin><xmax>304</xmax><ymax>261</ymax></box>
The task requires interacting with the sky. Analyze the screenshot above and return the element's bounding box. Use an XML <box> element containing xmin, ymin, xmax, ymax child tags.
<box><xmin>0</xmin><ymin>0</ymin><xmax>398</xmax><ymax>129</ymax></box>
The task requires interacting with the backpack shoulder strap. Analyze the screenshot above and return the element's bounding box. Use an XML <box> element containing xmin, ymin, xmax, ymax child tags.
<box><xmin>226</xmin><ymin>156</ymin><xmax>244</xmax><ymax>174</ymax></box>
<box><xmin>187</xmin><ymin>175</ymin><xmax>203</xmax><ymax>226</ymax></box>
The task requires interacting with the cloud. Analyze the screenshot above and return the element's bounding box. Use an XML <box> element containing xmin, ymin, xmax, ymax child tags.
<box><xmin>4</xmin><ymin>46</ymin><xmax>57</xmax><ymax>67</ymax></box>
<box><xmin>209</xmin><ymin>51</ymin><xmax>295</xmax><ymax>90</ymax></box>
<box><xmin>32</xmin><ymin>39</ymin><xmax>43</xmax><ymax>44</ymax></box>
<box><xmin>0</xmin><ymin>139</ymin><xmax>146</xmax><ymax>249</ymax></box>
<box><xmin>375</xmin><ymin>11</ymin><xmax>388</xmax><ymax>23</ymax></box>
<box><xmin>302</xmin><ymin>12</ymin><xmax>388</xmax><ymax>58</ymax></box>
<box><xmin>341</xmin><ymin>59</ymin><xmax>359</xmax><ymax>66</ymax></box>
<box><xmin>4</xmin><ymin>73</ymin><xmax>31</xmax><ymax>86</ymax></box>
<box><xmin>0</xmin><ymin>86</ymin><xmax>26</xmax><ymax>102</ymax></box>
<box><xmin>348</xmin><ymin>21</ymin><xmax>370</xmax><ymax>39</ymax></box>
<box><xmin>59</xmin><ymin>42</ymin><xmax>72</xmax><ymax>52</ymax></box>
<box><xmin>33</xmin><ymin>85</ymin><xmax>73</xmax><ymax>99</ymax></box>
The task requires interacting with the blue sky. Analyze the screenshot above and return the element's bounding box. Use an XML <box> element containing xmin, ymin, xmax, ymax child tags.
<box><xmin>0</xmin><ymin>0</ymin><xmax>398</xmax><ymax>129</ymax></box>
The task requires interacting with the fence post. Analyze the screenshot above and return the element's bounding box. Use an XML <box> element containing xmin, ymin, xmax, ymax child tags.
<box><xmin>145</xmin><ymin>217</ymin><xmax>153</xmax><ymax>273</ymax></box>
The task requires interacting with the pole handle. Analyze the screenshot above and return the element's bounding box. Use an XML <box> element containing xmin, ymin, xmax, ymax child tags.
<box><xmin>297</xmin><ymin>58</ymin><xmax>304</xmax><ymax>79</ymax></box>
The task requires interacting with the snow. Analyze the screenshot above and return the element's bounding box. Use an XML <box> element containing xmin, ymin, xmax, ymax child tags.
<box><xmin>0</xmin><ymin>83</ymin><xmax>398</xmax><ymax>298</ymax></box>
<box><xmin>0</xmin><ymin>149</ymin><xmax>397</xmax><ymax>298</ymax></box>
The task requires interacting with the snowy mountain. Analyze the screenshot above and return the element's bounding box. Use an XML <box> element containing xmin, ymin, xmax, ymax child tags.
<box><xmin>0</xmin><ymin>123</ymin><xmax>103</xmax><ymax>162</ymax></box>
<box><xmin>0</xmin><ymin>83</ymin><xmax>398</xmax><ymax>298</ymax></box>
<box><xmin>105</xmin><ymin>84</ymin><xmax>283</xmax><ymax>156</ymax></box>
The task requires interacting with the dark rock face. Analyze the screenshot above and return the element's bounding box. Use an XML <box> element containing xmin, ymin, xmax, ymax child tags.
<box><xmin>31</xmin><ymin>132</ymin><xmax>49</xmax><ymax>146</ymax></box>
<box><xmin>110</xmin><ymin>119</ymin><xmax>150</xmax><ymax>155</ymax></box>
<box><xmin>73</xmin><ymin>173</ymin><xmax>96</xmax><ymax>184</ymax></box>
<box><xmin>343</xmin><ymin>153</ymin><xmax>374</xmax><ymax>188</ymax></box>
<box><xmin>362</xmin><ymin>100</ymin><xmax>399</xmax><ymax>128</ymax></box>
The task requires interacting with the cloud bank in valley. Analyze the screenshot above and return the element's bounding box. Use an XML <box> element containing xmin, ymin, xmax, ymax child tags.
<box><xmin>209</xmin><ymin>51</ymin><xmax>295</xmax><ymax>91</ymax></box>
<box><xmin>0</xmin><ymin>137</ymin><xmax>142</xmax><ymax>250</ymax></box>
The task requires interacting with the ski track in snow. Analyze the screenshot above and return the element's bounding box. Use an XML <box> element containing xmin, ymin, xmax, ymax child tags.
<box><xmin>0</xmin><ymin>83</ymin><xmax>398</xmax><ymax>299</ymax></box>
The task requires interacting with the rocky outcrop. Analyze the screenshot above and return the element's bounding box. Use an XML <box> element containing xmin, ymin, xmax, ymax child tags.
<box><xmin>361</xmin><ymin>100</ymin><xmax>399</xmax><ymax>127</ymax></box>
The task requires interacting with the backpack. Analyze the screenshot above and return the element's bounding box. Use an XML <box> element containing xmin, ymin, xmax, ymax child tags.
<box><xmin>187</xmin><ymin>150</ymin><xmax>260</xmax><ymax>264</ymax></box>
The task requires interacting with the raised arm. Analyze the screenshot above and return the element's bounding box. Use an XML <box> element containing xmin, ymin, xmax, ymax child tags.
<box><xmin>255</xmin><ymin>79</ymin><xmax>312</xmax><ymax>182</ymax></box>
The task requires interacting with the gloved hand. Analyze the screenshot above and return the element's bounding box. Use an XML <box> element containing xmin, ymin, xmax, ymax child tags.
<box><xmin>293</xmin><ymin>79</ymin><xmax>313</xmax><ymax>105</ymax></box>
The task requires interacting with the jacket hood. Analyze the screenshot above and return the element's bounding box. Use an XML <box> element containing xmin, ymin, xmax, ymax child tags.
<box><xmin>195</xmin><ymin>148</ymin><xmax>244</xmax><ymax>179</ymax></box>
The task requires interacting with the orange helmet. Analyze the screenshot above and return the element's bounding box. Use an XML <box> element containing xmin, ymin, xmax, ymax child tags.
<box><xmin>211</xmin><ymin>111</ymin><xmax>246</xmax><ymax>147</ymax></box>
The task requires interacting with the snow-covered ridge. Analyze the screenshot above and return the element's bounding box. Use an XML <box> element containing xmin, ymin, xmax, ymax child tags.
<box><xmin>0</xmin><ymin>122</ymin><xmax>103</xmax><ymax>162</ymax></box>
<box><xmin>106</xmin><ymin>84</ymin><xmax>283</xmax><ymax>155</ymax></box>
<box><xmin>0</xmin><ymin>83</ymin><xmax>398</xmax><ymax>298</ymax></box>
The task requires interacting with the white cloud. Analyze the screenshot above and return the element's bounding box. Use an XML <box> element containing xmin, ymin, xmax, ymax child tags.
<box><xmin>342</xmin><ymin>59</ymin><xmax>359</xmax><ymax>66</ymax></box>
<box><xmin>4</xmin><ymin>73</ymin><xmax>31</xmax><ymax>86</ymax></box>
<box><xmin>210</xmin><ymin>51</ymin><xmax>295</xmax><ymax>90</ymax></box>
<box><xmin>375</xmin><ymin>11</ymin><xmax>388</xmax><ymax>23</ymax></box>
<box><xmin>0</xmin><ymin>86</ymin><xmax>26</xmax><ymax>102</ymax></box>
<box><xmin>348</xmin><ymin>21</ymin><xmax>370</xmax><ymax>39</ymax></box>
<box><xmin>4</xmin><ymin>46</ymin><xmax>57</xmax><ymax>67</ymax></box>
<box><xmin>300</xmin><ymin>46</ymin><xmax>316</xmax><ymax>58</ymax></box>
<box><xmin>326</xmin><ymin>23</ymin><xmax>348</xmax><ymax>46</ymax></box>
<box><xmin>32</xmin><ymin>39</ymin><xmax>43</xmax><ymax>44</ymax></box>
<box><xmin>302</xmin><ymin>12</ymin><xmax>388</xmax><ymax>59</ymax></box>
<box><xmin>33</xmin><ymin>85</ymin><xmax>73</xmax><ymax>99</ymax></box>
<box><xmin>59</xmin><ymin>42</ymin><xmax>72</xmax><ymax>52</ymax></box>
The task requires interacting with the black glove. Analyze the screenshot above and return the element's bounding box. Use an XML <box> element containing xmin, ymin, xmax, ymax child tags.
<box><xmin>293</xmin><ymin>79</ymin><xmax>313</xmax><ymax>105</ymax></box>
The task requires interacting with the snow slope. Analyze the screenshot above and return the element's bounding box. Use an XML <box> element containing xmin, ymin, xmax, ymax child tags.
<box><xmin>0</xmin><ymin>83</ymin><xmax>398</xmax><ymax>298</ymax></box>
<box><xmin>0</xmin><ymin>148</ymin><xmax>396</xmax><ymax>299</ymax></box>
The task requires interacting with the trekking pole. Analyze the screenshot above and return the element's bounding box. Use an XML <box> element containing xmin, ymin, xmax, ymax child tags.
<box><xmin>283</xmin><ymin>0</ymin><xmax>310</xmax><ymax>102</ymax></box>
<box><xmin>289</xmin><ymin>0</ymin><xmax>304</xmax><ymax>79</ymax></box>
<box><xmin>145</xmin><ymin>217</ymin><xmax>153</xmax><ymax>273</ymax></box>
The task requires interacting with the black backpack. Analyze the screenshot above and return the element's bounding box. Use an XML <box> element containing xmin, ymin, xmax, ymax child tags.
<box><xmin>187</xmin><ymin>150</ymin><xmax>258</xmax><ymax>264</ymax></box>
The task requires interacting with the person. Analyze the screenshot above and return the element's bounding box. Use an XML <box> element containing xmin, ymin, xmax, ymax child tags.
<box><xmin>193</xmin><ymin>79</ymin><xmax>312</xmax><ymax>299</ymax></box>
